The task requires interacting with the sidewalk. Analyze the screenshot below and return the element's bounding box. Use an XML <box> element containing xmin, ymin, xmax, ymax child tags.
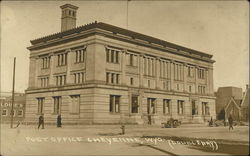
<box><xmin>1</xmin><ymin>124</ymin><xmax>249</xmax><ymax>144</ymax></box>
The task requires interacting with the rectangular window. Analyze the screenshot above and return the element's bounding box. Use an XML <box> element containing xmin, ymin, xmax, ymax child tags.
<box><xmin>163</xmin><ymin>99</ymin><xmax>171</xmax><ymax>114</ymax></box>
<box><xmin>17</xmin><ymin>110</ymin><xmax>23</xmax><ymax>117</ymax></box>
<box><xmin>131</xmin><ymin>95</ymin><xmax>139</xmax><ymax>113</ymax></box>
<box><xmin>55</xmin><ymin>75</ymin><xmax>66</xmax><ymax>86</ymax></box>
<box><xmin>73</xmin><ymin>72</ymin><xmax>84</xmax><ymax>84</ymax></box>
<box><xmin>192</xmin><ymin>100</ymin><xmax>198</xmax><ymax>115</ymax></box>
<box><xmin>177</xmin><ymin>100</ymin><xmax>184</xmax><ymax>115</ymax></box>
<box><xmin>75</xmin><ymin>48</ymin><xmax>85</xmax><ymax>63</ymax></box>
<box><xmin>109</xmin><ymin>95</ymin><xmax>120</xmax><ymax>113</ymax></box>
<box><xmin>37</xmin><ymin>98</ymin><xmax>44</xmax><ymax>114</ymax></box>
<box><xmin>106</xmin><ymin>72</ymin><xmax>120</xmax><ymax>84</ymax></box>
<box><xmin>129</xmin><ymin>54</ymin><xmax>133</xmax><ymax>66</ymax></box>
<box><xmin>40</xmin><ymin>77</ymin><xmax>49</xmax><ymax>87</ymax></box>
<box><xmin>189</xmin><ymin>85</ymin><xmax>192</xmax><ymax>92</ymax></box>
<box><xmin>198</xmin><ymin>85</ymin><xmax>206</xmax><ymax>94</ymax></box>
<box><xmin>53</xmin><ymin>96</ymin><xmax>61</xmax><ymax>114</ymax></box>
<box><xmin>70</xmin><ymin>95</ymin><xmax>80</xmax><ymax>114</ymax></box>
<box><xmin>148</xmin><ymin>80</ymin><xmax>150</xmax><ymax>88</ymax></box>
<box><xmin>42</xmin><ymin>56</ymin><xmax>50</xmax><ymax>69</ymax></box>
<box><xmin>106</xmin><ymin>72</ymin><xmax>109</xmax><ymax>83</ymax></box>
<box><xmin>147</xmin><ymin>98</ymin><xmax>156</xmax><ymax>114</ymax></box>
<box><xmin>198</xmin><ymin>68</ymin><xmax>205</xmax><ymax>79</ymax></box>
<box><xmin>130</xmin><ymin>77</ymin><xmax>134</xmax><ymax>86</ymax></box>
<box><xmin>202</xmin><ymin>102</ymin><xmax>209</xmax><ymax>115</ymax></box>
<box><xmin>57</xmin><ymin>53</ymin><xmax>67</xmax><ymax>66</ymax></box>
<box><xmin>2</xmin><ymin>109</ymin><xmax>7</xmax><ymax>116</ymax></box>
<box><xmin>106</xmin><ymin>48</ymin><xmax>119</xmax><ymax>63</ymax></box>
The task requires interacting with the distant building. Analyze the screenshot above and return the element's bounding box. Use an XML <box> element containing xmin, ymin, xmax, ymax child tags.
<box><xmin>215</xmin><ymin>85</ymin><xmax>249</xmax><ymax>121</ymax></box>
<box><xmin>0</xmin><ymin>92</ymin><xmax>26</xmax><ymax>123</ymax></box>
<box><xmin>241</xmin><ymin>85</ymin><xmax>249</xmax><ymax>121</ymax></box>
<box><xmin>25</xmin><ymin>4</ymin><xmax>216</xmax><ymax>125</ymax></box>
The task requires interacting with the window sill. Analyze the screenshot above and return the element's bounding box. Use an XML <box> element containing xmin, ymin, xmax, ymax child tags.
<box><xmin>69</xmin><ymin>113</ymin><xmax>80</xmax><ymax>115</ymax></box>
<box><xmin>41</xmin><ymin>68</ymin><xmax>50</xmax><ymax>70</ymax></box>
<box><xmin>56</xmin><ymin>65</ymin><xmax>67</xmax><ymax>67</ymax></box>
<box><xmin>109</xmin><ymin>112</ymin><xmax>120</xmax><ymax>115</ymax></box>
<box><xmin>107</xmin><ymin>62</ymin><xmax>119</xmax><ymax>64</ymax></box>
<box><xmin>74</xmin><ymin>62</ymin><xmax>84</xmax><ymax>64</ymax></box>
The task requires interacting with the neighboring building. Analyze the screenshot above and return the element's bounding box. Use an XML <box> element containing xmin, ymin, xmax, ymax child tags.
<box><xmin>0</xmin><ymin>92</ymin><xmax>26</xmax><ymax>123</ymax></box>
<box><xmin>215</xmin><ymin>87</ymin><xmax>243</xmax><ymax>115</ymax></box>
<box><xmin>224</xmin><ymin>97</ymin><xmax>241</xmax><ymax>121</ymax></box>
<box><xmin>25</xmin><ymin>4</ymin><xmax>216</xmax><ymax>125</ymax></box>
<box><xmin>216</xmin><ymin>85</ymin><xmax>249</xmax><ymax>121</ymax></box>
<box><xmin>241</xmin><ymin>85</ymin><xmax>249</xmax><ymax>121</ymax></box>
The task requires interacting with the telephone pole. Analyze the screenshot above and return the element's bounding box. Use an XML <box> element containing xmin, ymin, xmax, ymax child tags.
<box><xmin>10</xmin><ymin>57</ymin><xmax>16</xmax><ymax>128</ymax></box>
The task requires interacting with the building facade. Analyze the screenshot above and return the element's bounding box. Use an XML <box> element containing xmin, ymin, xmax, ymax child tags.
<box><xmin>25</xmin><ymin>4</ymin><xmax>216</xmax><ymax>125</ymax></box>
<box><xmin>0</xmin><ymin>92</ymin><xmax>26</xmax><ymax>123</ymax></box>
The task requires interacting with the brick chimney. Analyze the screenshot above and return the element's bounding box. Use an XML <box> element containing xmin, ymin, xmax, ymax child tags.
<box><xmin>60</xmin><ymin>4</ymin><xmax>78</xmax><ymax>32</ymax></box>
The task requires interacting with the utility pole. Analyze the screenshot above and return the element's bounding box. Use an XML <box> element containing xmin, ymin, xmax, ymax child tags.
<box><xmin>10</xmin><ymin>57</ymin><xmax>16</xmax><ymax>128</ymax></box>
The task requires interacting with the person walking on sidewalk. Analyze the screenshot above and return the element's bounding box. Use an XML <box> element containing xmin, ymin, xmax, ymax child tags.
<box><xmin>228</xmin><ymin>114</ymin><xmax>234</xmax><ymax>130</ymax></box>
<box><xmin>38</xmin><ymin>114</ymin><xmax>44</xmax><ymax>129</ymax></box>
<box><xmin>57</xmin><ymin>115</ymin><xmax>62</xmax><ymax>127</ymax></box>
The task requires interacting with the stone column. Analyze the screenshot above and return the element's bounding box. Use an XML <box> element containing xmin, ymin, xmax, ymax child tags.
<box><xmin>183</xmin><ymin>63</ymin><xmax>187</xmax><ymax>92</ymax></box>
<box><xmin>155</xmin><ymin>57</ymin><xmax>160</xmax><ymax>89</ymax></box>
<box><xmin>170</xmin><ymin>60</ymin><xmax>175</xmax><ymax>91</ymax></box>
<box><xmin>121</xmin><ymin>50</ymin><xmax>127</xmax><ymax>85</ymax></box>
<box><xmin>195</xmin><ymin>66</ymin><xmax>199</xmax><ymax>94</ymax></box>
<box><xmin>34</xmin><ymin>57</ymin><xmax>40</xmax><ymax>88</ymax></box>
<box><xmin>205</xmin><ymin>68</ymin><xmax>209</xmax><ymax>95</ymax></box>
<box><xmin>49</xmin><ymin>54</ymin><xmax>54</xmax><ymax>86</ymax></box>
<box><xmin>139</xmin><ymin>53</ymin><xmax>144</xmax><ymax>88</ymax></box>
<box><xmin>208</xmin><ymin>67</ymin><xmax>214</xmax><ymax>95</ymax></box>
<box><xmin>66</xmin><ymin>49</ymin><xmax>72</xmax><ymax>84</ymax></box>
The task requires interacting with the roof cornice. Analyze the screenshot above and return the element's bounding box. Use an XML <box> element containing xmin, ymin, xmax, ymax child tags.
<box><xmin>28</xmin><ymin>22</ymin><xmax>215</xmax><ymax>63</ymax></box>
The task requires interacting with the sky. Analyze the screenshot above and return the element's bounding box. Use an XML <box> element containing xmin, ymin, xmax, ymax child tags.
<box><xmin>1</xmin><ymin>0</ymin><xmax>249</xmax><ymax>93</ymax></box>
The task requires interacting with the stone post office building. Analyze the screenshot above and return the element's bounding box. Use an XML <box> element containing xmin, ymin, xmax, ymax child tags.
<box><xmin>25</xmin><ymin>4</ymin><xmax>216</xmax><ymax>125</ymax></box>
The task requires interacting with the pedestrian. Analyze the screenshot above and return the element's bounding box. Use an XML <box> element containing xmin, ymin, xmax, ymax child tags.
<box><xmin>228</xmin><ymin>115</ymin><xmax>233</xmax><ymax>130</ymax></box>
<box><xmin>57</xmin><ymin>115</ymin><xmax>62</xmax><ymax>127</ymax></box>
<box><xmin>228</xmin><ymin>115</ymin><xmax>234</xmax><ymax>130</ymax></box>
<box><xmin>38</xmin><ymin>114</ymin><xmax>44</xmax><ymax>129</ymax></box>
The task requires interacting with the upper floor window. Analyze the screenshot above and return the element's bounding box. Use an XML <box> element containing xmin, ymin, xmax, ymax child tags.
<box><xmin>73</xmin><ymin>72</ymin><xmax>85</xmax><ymax>84</ymax></box>
<box><xmin>144</xmin><ymin>57</ymin><xmax>154</xmax><ymax>76</ymax></box>
<box><xmin>57</xmin><ymin>53</ymin><xmax>67</xmax><ymax>66</ymax></box>
<box><xmin>130</xmin><ymin>77</ymin><xmax>134</xmax><ymax>86</ymax></box>
<box><xmin>42</xmin><ymin>56</ymin><xmax>50</xmax><ymax>69</ymax></box>
<box><xmin>17</xmin><ymin>110</ymin><xmax>23</xmax><ymax>117</ymax></box>
<box><xmin>187</xmin><ymin>66</ymin><xmax>194</xmax><ymax>77</ymax></box>
<box><xmin>198</xmin><ymin>85</ymin><xmax>206</xmax><ymax>94</ymax></box>
<box><xmin>198</xmin><ymin>68</ymin><xmax>205</xmax><ymax>79</ymax></box>
<box><xmin>106</xmin><ymin>48</ymin><xmax>119</xmax><ymax>63</ymax></box>
<box><xmin>174</xmin><ymin>63</ymin><xmax>184</xmax><ymax>81</ymax></box>
<box><xmin>106</xmin><ymin>72</ymin><xmax>120</xmax><ymax>84</ymax></box>
<box><xmin>55</xmin><ymin>75</ymin><xmax>66</xmax><ymax>86</ymax></box>
<box><xmin>75</xmin><ymin>48</ymin><xmax>85</xmax><ymax>63</ymax></box>
<box><xmin>110</xmin><ymin>95</ymin><xmax>120</xmax><ymax>113</ymax></box>
<box><xmin>163</xmin><ymin>81</ymin><xmax>169</xmax><ymax>90</ymax></box>
<box><xmin>160</xmin><ymin>60</ymin><xmax>170</xmax><ymax>79</ymax></box>
<box><xmin>40</xmin><ymin>77</ymin><xmax>49</xmax><ymax>87</ymax></box>
<box><xmin>2</xmin><ymin>109</ymin><xmax>7</xmax><ymax>116</ymax></box>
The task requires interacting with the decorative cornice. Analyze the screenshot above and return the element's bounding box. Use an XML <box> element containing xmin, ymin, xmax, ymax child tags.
<box><xmin>28</xmin><ymin>22</ymin><xmax>215</xmax><ymax>63</ymax></box>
